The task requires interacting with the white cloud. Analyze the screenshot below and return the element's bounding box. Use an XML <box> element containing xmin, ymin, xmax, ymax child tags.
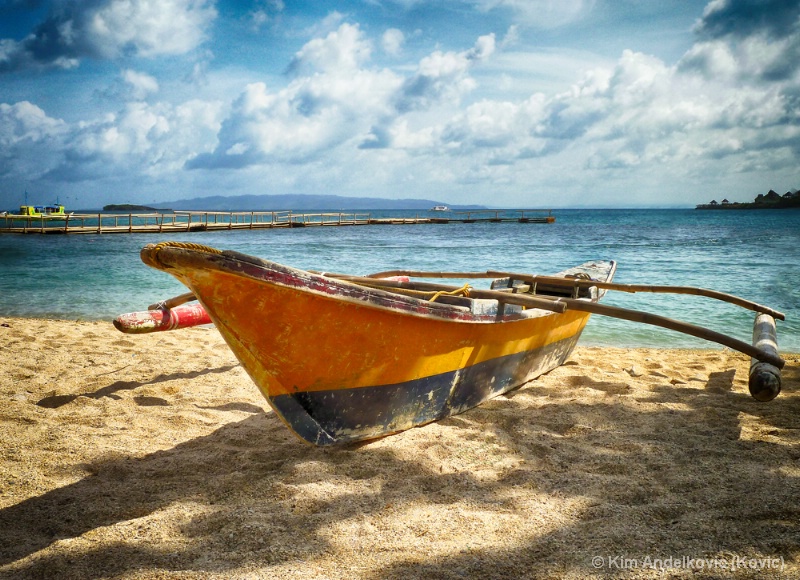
<box><xmin>680</xmin><ymin>33</ymin><xmax>800</xmax><ymax>84</ymax></box>
<box><xmin>286</xmin><ymin>23</ymin><xmax>372</xmax><ymax>76</ymax></box>
<box><xmin>349</xmin><ymin>21</ymin><xmax>799</xmax><ymax>198</ymax></box>
<box><xmin>301</xmin><ymin>11</ymin><xmax>347</xmax><ymax>40</ymax></box>
<box><xmin>0</xmin><ymin>102</ymin><xmax>68</xmax><ymax>182</ymax></box>
<box><xmin>0</xmin><ymin>96</ymin><xmax>225</xmax><ymax>187</ymax></box>
<box><xmin>191</xmin><ymin>24</ymin><xmax>403</xmax><ymax>168</ymax></box>
<box><xmin>679</xmin><ymin>40</ymin><xmax>738</xmax><ymax>81</ymax></box>
<box><xmin>248</xmin><ymin>0</ymin><xmax>285</xmax><ymax>31</ymax></box>
<box><xmin>500</xmin><ymin>25</ymin><xmax>519</xmax><ymax>48</ymax></box>
<box><xmin>470</xmin><ymin>0</ymin><xmax>595</xmax><ymax>28</ymax></box>
<box><xmin>187</xmin><ymin>28</ymin><xmax>500</xmax><ymax>163</ymax></box>
<box><xmin>122</xmin><ymin>69</ymin><xmax>160</xmax><ymax>100</ymax></box>
<box><xmin>193</xmin><ymin>66</ymin><xmax>400</xmax><ymax>166</ymax></box>
<box><xmin>72</xmin><ymin>100</ymin><xmax>223</xmax><ymax>171</ymax></box>
<box><xmin>687</xmin><ymin>0</ymin><xmax>800</xmax><ymax>85</ymax></box>
<box><xmin>0</xmin><ymin>0</ymin><xmax>217</xmax><ymax>72</ymax></box>
<box><xmin>84</xmin><ymin>0</ymin><xmax>217</xmax><ymax>58</ymax></box>
<box><xmin>190</xmin><ymin>28</ymin><xmax>502</xmax><ymax>167</ymax></box>
<box><xmin>382</xmin><ymin>28</ymin><xmax>405</xmax><ymax>56</ymax></box>
<box><xmin>0</xmin><ymin>101</ymin><xmax>66</xmax><ymax>146</ymax></box>
<box><xmin>442</xmin><ymin>100</ymin><xmax>526</xmax><ymax>149</ymax></box>
<box><xmin>394</xmin><ymin>33</ymin><xmax>495</xmax><ymax>113</ymax></box>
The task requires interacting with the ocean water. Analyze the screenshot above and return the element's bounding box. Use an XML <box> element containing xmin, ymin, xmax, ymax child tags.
<box><xmin>1</xmin><ymin>208</ymin><xmax>798</xmax><ymax>352</ymax></box>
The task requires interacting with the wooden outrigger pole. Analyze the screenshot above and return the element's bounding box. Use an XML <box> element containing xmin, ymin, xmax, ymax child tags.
<box><xmin>367</xmin><ymin>269</ymin><xmax>786</xmax><ymax>321</ymax></box>
<box><xmin>147</xmin><ymin>292</ymin><xmax>196</xmax><ymax>311</ymax></box>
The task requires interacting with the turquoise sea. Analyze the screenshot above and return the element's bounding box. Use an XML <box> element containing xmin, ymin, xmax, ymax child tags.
<box><xmin>1</xmin><ymin>208</ymin><xmax>798</xmax><ymax>352</ymax></box>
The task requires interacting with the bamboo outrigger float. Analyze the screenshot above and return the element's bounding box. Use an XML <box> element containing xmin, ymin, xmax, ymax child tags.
<box><xmin>115</xmin><ymin>241</ymin><xmax>785</xmax><ymax>445</ymax></box>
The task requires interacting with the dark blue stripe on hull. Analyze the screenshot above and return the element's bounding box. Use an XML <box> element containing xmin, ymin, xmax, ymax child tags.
<box><xmin>270</xmin><ymin>334</ymin><xmax>582</xmax><ymax>445</ymax></box>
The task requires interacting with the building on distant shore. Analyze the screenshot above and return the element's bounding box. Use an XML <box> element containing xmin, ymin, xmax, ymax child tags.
<box><xmin>754</xmin><ymin>190</ymin><xmax>782</xmax><ymax>204</ymax></box>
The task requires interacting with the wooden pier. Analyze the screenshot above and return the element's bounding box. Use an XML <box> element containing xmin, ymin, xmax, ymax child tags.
<box><xmin>0</xmin><ymin>209</ymin><xmax>554</xmax><ymax>235</ymax></box>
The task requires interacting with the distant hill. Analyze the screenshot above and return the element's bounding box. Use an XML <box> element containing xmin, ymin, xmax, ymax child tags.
<box><xmin>103</xmin><ymin>204</ymin><xmax>162</xmax><ymax>211</ymax></box>
<box><xmin>148</xmin><ymin>194</ymin><xmax>485</xmax><ymax>211</ymax></box>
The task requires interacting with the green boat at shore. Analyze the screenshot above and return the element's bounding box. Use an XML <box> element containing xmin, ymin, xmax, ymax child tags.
<box><xmin>7</xmin><ymin>203</ymin><xmax>70</xmax><ymax>218</ymax></box>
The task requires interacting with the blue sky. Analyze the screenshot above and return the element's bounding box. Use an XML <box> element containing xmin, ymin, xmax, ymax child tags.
<box><xmin>1</xmin><ymin>0</ymin><xmax>798</xmax><ymax>209</ymax></box>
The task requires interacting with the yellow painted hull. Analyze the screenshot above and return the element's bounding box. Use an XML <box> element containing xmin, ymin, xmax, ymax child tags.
<box><xmin>141</xmin><ymin>243</ymin><xmax>615</xmax><ymax>445</ymax></box>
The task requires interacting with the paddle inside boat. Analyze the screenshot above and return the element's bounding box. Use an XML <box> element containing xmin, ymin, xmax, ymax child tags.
<box><xmin>115</xmin><ymin>241</ymin><xmax>785</xmax><ymax>445</ymax></box>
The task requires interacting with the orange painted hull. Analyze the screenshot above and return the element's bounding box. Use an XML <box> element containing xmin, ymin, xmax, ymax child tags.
<box><xmin>139</xmin><ymin>243</ymin><xmax>615</xmax><ymax>445</ymax></box>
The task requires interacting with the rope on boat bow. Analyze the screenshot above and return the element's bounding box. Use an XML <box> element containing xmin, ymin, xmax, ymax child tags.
<box><xmin>150</xmin><ymin>241</ymin><xmax>223</xmax><ymax>264</ymax></box>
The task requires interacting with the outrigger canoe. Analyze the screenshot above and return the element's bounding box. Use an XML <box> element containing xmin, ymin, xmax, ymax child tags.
<box><xmin>115</xmin><ymin>241</ymin><xmax>786</xmax><ymax>446</ymax></box>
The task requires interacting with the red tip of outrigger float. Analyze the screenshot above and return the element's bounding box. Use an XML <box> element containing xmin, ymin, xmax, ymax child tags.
<box><xmin>113</xmin><ymin>302</ymin><xmax>212</xmax><ymax>334</ymax></box>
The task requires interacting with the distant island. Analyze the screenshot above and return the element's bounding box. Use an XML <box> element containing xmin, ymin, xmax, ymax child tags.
<box><xmin>146</xmin><ymin>194</ymin><xmax>486</xmax><ymax>212</ymax></box>
<box><xmin>103</xmin><ymin>204</ymin><xmax>163</xmax><ymax>211</ymax></box>
<box><xmin>696</xmin><ymin>189</ymin><xmax>800</xmax><ymax>210</ymax></box>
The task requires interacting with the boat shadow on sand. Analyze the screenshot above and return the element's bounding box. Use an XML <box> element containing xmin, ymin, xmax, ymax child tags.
<box><xmin>1</xmin><ymin>361</ymin><xmax>798</xmax><ymax>578</ymax></box>
<box><xmin>34</xmin><ymin>366</ymin><xmax>240</xmax><ymax>409</ymax></box>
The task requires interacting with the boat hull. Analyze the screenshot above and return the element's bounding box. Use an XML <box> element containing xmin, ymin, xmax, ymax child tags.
<box><xmin>140</xmin><ymin>243</ymin><xmax>614</xmax><ymax>445</ymax></box>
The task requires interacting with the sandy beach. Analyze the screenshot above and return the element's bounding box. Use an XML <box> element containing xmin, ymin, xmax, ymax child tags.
<box><xmin>1</xmin><ymin>317</ymin><xmax>798</xmax><ymax>579</ymax></box>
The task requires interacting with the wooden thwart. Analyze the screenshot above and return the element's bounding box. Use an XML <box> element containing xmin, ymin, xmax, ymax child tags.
<box><xmin>337</xmin><ymin>275</ymin><xmax>568</xmax><ymax>313</ymax></box>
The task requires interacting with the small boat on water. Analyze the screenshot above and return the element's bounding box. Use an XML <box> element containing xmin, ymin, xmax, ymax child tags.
<box><xmin>116</xmin><ymin>241</ymin><xmax>786</xmax><ymax>445</ymax></box>
<box><xmin>14</xmin><ymin>203</ymin><xmax>69</xmax><ymax>218</ymax></box>
<box><xmin>431</xmin><ymin>205</ymin><xmax>450</xmax><ymax>211</ymax></box>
